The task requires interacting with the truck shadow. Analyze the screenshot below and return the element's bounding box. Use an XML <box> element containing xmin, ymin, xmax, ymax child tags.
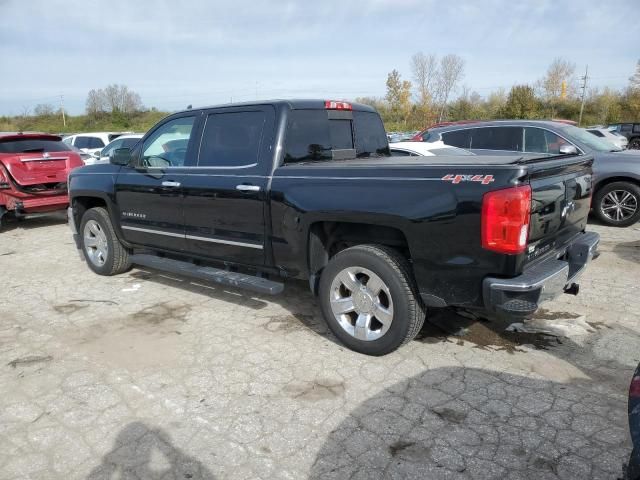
<box><xmin>612</xmin><ymin>240</ymin><xmax>640</xmax><ymax>264</ymax></box>
<box><xmin>128</xmin><ymin>268</ymin><xmax>335</xmax><ymax>342</ymax></box>
<box><xmin>127</xmin><ymin>268</ymin><xmax>623</xmax><ymax>356</ymax></box>
<box><xmin>310</xmin><ymin>365</ymin><xmax>631</xmax><ymax>479</ymax></box>
<box><xmin>0</xmin><ymin>213</ymin><xmax>67</xmax><ymax>232</ymax></box>
<box><xmin>86</xmin><ymin>421</ymin><xmax>215</xmax><ymax>479</ymax></box>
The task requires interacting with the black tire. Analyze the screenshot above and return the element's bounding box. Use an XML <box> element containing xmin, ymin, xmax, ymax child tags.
<box><xmin>79</xmin><ymin>207</ymin><xmax>131</xmax><ymax>275</ymax></box>
<box><xmin>629</xmin><ymin>137</ymin><xmax>640</xmax><ymax>150</ymax></box>
<box><xmin>593</xmin><ymin>181</ymin><xmax>640</xmax><ymax>227</ymax></box>
<box><xmin>318</xmin><ymin>244</ymin><xmax>425</xmax><ymax>356</ymax></box>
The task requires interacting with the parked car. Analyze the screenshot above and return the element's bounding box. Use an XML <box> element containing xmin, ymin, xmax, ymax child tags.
<box><xmin>417</xmin><ymin>120</ymin><xmax>640</xmax><ymax>227</ymax></box>
<box><xmin>586</xmin><ymin>127</ymin><xmax>628</xmax><ymax>150</ymax></box>
<box><xmin>62</xmin><ymin>132</ymin><xmax>128</xmax><ymax>158</ymax></box>
<box><xmin>609</xmin><ymin>123</ymin><xmax>640</xmax><ymax>150</ymax></box>
<box><xmin>68</xmin><ymin>100</ymin><xmax>599</xmax><ymax>356</ymax></box>
<box><xmin>389</xmin><ymin>140</ymin><xmax>474</xmax><ymax>157</ymax></box>
<box><xmin>628</xmin><ymin>362</ymin><xmax>640</xmax><ymax>480</ymax></box>
<box><xmin>95</xmin><ymin>134</ymin><xmax>144</xmax><ymax>165</ymax></box>
<box><xmin>0</xmin><ymin>133</ymin><xmax>83</xmax><ymax>228</ymax></box>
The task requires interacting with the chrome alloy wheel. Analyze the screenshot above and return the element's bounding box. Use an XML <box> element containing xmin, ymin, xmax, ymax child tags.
<box><xmin>83</xmin><ymin>219</ymin><xmax>108</xmax><ymax>267</ymax></box>
<box><xmin>600</xmin><ymin>190</ymin><xmax>638</xmax><ymax>222</ymax></box>
<box><xmin>329</xmin><ymin>266</ymin><xmax>394</xmax><ymax>341</ymax></box>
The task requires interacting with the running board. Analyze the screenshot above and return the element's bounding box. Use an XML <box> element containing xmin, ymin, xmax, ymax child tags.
<box><xmin>130</xmin><ymin>254</ymin><xmax>284</xmax><ymax>295</ymax></box>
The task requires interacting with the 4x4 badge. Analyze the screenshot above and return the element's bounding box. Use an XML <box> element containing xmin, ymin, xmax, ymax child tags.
<box><xmin>442</xmin><ymin>174</ymin><xmax>495</xmax><ymax>185</ymax></box>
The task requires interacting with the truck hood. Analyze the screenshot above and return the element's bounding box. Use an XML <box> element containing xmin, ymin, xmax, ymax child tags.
<box><xmin>0</xmin><ymin>152</ymin><xmax>83</xmax><ymax>186</ymax></box>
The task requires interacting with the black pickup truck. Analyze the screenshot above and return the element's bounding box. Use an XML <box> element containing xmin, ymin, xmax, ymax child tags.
<box><xmin>68</xmin><ymin>100</ymin><xmax>599</xmax><ymax>355</ymax></box>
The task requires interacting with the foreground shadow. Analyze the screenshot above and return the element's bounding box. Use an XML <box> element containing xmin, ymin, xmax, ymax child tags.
<box><xmin>311</xmin><ymin>366</ymin><xmax>631</xmax><ymax>479</ymax></box>
<box><xmin>87</xmin><ymin>422</ymin><xmax>215</xmax><ymax>479</ymax></box>
<box><xmin>0</xmin><ymin>212</ymin><xmax>66</xmax><ymax>232</ymax></box>
<box><xmin>613</xmin><ymin>240</ymin><xmax>640</xmax><ymax>264</ymax></box>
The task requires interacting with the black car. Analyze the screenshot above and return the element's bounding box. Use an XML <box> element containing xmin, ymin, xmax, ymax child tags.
<box><xmin>610</xmin><ymin>123</ymin><xmax>640</xmax><ymax>150</ymax></box>
<box><xmin>423</xmin><ymin>120</ymin><xmax>640</xmax><ymax>227</ymax></box>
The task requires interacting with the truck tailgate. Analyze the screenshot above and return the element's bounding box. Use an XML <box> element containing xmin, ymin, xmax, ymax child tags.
<box><xmin>525</xmin><ymin>155</ymin><xmax>593</xmax><ymax>264</ymax></box>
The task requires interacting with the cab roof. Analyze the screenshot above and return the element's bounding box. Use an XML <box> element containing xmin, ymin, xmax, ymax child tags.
<box><xmin>183</xmin><ymin>99</ymin><xmax>377</xmax><ymax>114</ymax></box>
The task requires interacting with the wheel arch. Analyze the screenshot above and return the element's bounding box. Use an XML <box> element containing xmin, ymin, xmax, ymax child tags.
<box><xmin>306</xmin><ymin>221</ymin><xmax>412</xmax><ymax>294</ymax></box>
<box><xmin>594</xmin><ymin>175</ymin><xmax>640</xmax><ymax>194</ymax></box>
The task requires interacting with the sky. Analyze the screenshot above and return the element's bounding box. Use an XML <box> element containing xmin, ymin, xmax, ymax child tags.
<box><xmin>0</xmin><ymin>0</ymin><xmax>639</xmax><ymax>116</ymax></box>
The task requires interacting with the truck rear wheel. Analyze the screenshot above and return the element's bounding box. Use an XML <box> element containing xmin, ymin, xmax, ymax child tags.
<box><xmin>319</xmin><ymin>244</ymin><xmax>425</xmax><ymax>356</ymax></box>
<box><xmin>593</xmin><ymin>181</ymin><xmax>640</xmax><ymax>227</ymax></box>
<box><xmin>80</xmin><ymin>207</ymin><xmax>131</xmax><ymax>275</ymax></box>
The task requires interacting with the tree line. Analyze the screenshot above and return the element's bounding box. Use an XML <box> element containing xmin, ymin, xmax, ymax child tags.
<box><xmin>2</xmin><ymin>61</ymin><xmax>640</xmax><ymax>135</ymax></box>
<box><xmin>359</xmin><ymin>55</ymin><xmax>640</xmax><ymax>131</ymax></box>
<box><xmin>0</xmin><ymin>84</ymin><xmax>163</xmax><ymax>134</ymax></box>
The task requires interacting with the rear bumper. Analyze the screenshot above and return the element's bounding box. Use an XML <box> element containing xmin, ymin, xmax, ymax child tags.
<box><xmin>1</xmin><ymin>191</ymin><xmax>69</xmax><ymax>214</ymax></box>
<box><xmin>483</xmin><ymin>231</ymin><xmax>600</xmax><ymax>318</ymax></box>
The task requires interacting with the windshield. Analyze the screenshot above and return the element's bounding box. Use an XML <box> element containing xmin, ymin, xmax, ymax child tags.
<box><xmin>560</xmin><ymin>125</ymin><xmax>622</xmax><ymax>152</ymax></box>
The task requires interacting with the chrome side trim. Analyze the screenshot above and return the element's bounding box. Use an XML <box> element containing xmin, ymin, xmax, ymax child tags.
<box><xmin>121</xmin><ymin>225</ymin><xmax>263</xmax><ymax>249</ymax></box>
<box><xmin>122</xmin><ymin>225</ymin><xmax>184</xmax><ymax>238</ymax></box>
<box><xmin>186</xmin><ymin>234</ymin><xmax>263</xmax><ymax>249</ymax></box>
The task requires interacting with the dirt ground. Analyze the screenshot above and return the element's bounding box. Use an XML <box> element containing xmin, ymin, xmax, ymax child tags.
<box><xmin>0</xmin><ymin>215</ymin><xmax>639</xmax><ymax>479</ymax></box>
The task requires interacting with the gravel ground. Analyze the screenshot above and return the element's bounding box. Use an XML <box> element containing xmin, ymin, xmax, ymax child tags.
<box><xmin>0</xmin><ymin>215</ymin><xmax>638</xmax><ymax>479</ymax></box>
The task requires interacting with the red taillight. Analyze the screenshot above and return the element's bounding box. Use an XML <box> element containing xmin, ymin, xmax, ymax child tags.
<box><xmin>324</xmin><ymin>100</ymin><xmax>352</xmax><ymax>110</ymax></box>
<box><xmin>481</xmin><ymin>185</ymin><xmax>531</xmax><ymax>254</ymax></box>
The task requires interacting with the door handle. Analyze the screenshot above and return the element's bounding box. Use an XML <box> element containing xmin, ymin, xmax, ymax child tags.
<box><xmin>236</xmin><ymin>184</ymin><xmax>261</xmax><ymax>192</ymax></box>
<box><xmin>161</xmin><ymin>181</ymin><xmax>181</xmax><ymax>188</ymax></box>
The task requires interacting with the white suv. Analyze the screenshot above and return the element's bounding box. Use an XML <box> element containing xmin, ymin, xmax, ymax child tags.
<box><xmin>62</xmin><ymin>132</ymin><xmax>130</xmax><ymax>162</ymax></box>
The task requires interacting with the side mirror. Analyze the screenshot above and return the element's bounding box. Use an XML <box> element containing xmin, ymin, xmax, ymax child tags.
<box><xmin>111</xmin><ymin>148</ymin><xmax>132</xmax><ymax>166</ymax></box>
<box><xmin>93</xmin><ymin>150</ymin><xmax>102</xmax><ymax>158</ymax></box>
<box><xmin>559</xmin><ymin>145</ymin><xmax>578</xmax><ymax>155</ymax></box>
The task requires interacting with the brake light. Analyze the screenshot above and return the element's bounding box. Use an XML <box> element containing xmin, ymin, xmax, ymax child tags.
<box><xmin>324</xmin><ymin>100</ymin><xmax>352</xmax><ymax>110</ymax></box>
<box><xmin>481</xmin><ymin>185</ymin><xmax>531</xmax><ymax>254</ymax></box>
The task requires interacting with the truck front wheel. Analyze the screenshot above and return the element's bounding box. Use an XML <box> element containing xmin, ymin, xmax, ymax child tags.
<box><xmin>318</xmin><ymin>244</ymin><xmax>425</xmax><ymax>356</ymax></box>
<box><xmin>80</xmin><ymin>207</ymin><xmax>131</xmax><ymax>275</ymax></box>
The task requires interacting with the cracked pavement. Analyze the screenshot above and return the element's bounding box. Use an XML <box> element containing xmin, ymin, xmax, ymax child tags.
<box><xmin>0</xmin><ymin>215</ymin><xmax>639</xmax><ymax>479</ymax></box>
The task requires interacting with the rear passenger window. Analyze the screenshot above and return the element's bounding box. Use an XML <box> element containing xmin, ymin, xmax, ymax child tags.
<box><xmin>470</xmin><ymin>127</ymin><xmax>522</xmax><ymax>151</ymax></box>
<box><xmin>621</xmin><ymin>124</ymin><xmax>632</xmax><ymax>132</ymax></box>
<box><xmin>198</xmin><ymin>111</ymin><xmax>266</xmax><ymax>167</ymax></box>
<box><xmin>441</xmin><ymin>129</ymin><xmax>471</xmax><ymax>149</ymax></box>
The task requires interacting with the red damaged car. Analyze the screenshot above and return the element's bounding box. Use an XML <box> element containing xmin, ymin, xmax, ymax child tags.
<box><xmin>0</xmin><ymin>133</ymin><xmax>84</xmax><ymax>228</ymax></box>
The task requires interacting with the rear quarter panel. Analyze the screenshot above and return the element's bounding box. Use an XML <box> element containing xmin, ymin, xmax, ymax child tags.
<box><xmin>269</xmin><ymin>163</ymin><xmax>527</xmax><ymax>307</ymax></box>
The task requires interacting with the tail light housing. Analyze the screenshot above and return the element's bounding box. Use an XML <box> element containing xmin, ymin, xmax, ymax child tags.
<box><xmin>481</xmin><ymin>185</ymin><xmax>531</xmax><ymax>254</ymax></box>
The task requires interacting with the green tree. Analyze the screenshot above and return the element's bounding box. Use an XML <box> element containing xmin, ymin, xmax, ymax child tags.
<box><xmin>385</xmin><ymin>69</ymin><xmax>412</xmax><ymax>128</ymax></box>
<box><xmin>503</xmin><ymin>85</ymin><xmax>539</xmax><ymax>119</ymax></box>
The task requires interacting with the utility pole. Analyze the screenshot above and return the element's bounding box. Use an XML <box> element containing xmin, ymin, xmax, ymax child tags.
<box><xmin>59</xmin><ymin>95</ymin><xmax>66</xmax><ymax>128</ymax></box>
<box><xmin>578</xmin><ymin>65</ymin><xmax>589</xmax><ymax>126</ymax></box>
